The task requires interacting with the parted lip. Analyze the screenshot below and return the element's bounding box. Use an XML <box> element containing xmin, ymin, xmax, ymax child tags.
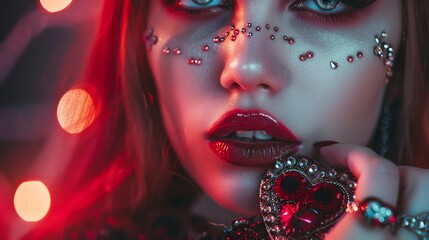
<box><xmin>207</xmin><ymin>110</ymin><xmax>301</xmax><ymax>167</ymax></box>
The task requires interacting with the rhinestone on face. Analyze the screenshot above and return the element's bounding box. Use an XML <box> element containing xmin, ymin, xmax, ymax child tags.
<box><xmin>256</xmin><ymin>26</ymin><xmax>261</xmax><ymax>31</ymax></box>
<box><xmin>241</xmin><ymin>28</ymin><xmax>246</xmax><ymax>33</ymax></box>
<box><xmin>188</xmin><ymin>58</ymin><xmax>196</xmax><ymax>64</ymax></box>
<box><xmin>308</xmin><ymin>164</ymin><xmax>319</xmax><ymax>174</ymax></box>
<box><xmin>266</xmin><ymin>24</ymin><xmax>271</xmax><ymax>29</ymax></box>
<box><xmin>357</xmin><ymin>51</ymin><xmax>364</xmax><ymax>59</ymax></box>
<box><xmin>299</xmin><ymin>55</ymin><xmax>307</xmax><ymax>61</ymax></box>
<box><xmin>247</xmin><ymin>32</ymin><xmax>253</xmax><ymax>37</ymax></box>
<box><xmin>288</xmin><ymin>38</ymin><xmax>295</xmax><ymax>44</ymax></box>
<box><xmin>150</xmin><ymin>36</ymin><xmax>158</xmax><ymax>45</ymax></box>
<box><xmin>173</xmin><ymin>48</ymin><xmax>181</xmax><ymax>55</ymax></box>
<box><xmin>347</xmin><ymin>56</ymin><xmax>354</xmax><ymax>63</ymax></box>
<box><xmin>202</xmin><ymin>45</ymin><xmax>209</xmax><ymax>52</ymax></box>
<box><xmin>274</xmin><ymin>27</ymin><xmax>279</xmax><ymax>32</ymax></box>
<box><xmin>162</xmin><ymin>47</ymin><xmax>170</xmax><ymax>55</ymax></box>
<box><xmin>234</xmin><ymin>29</ymin><xmax>240</xmax><ymax>35</ymax></box>
<box><xmin>270</xmin><ymin>35</ymin><xmax>275</xmax><ymax>40</ymax></box>
<box><xmin>145</xmin><ymin>28</ymin><xmax>153</xmax><ymax>38</ymax></box>
<box><xmin>231</xmin><ymin>35</ymin><xmax>237</xmax><ymax>41</ymax></box>
<box><xmin>375</xmin><ymin>36</ymin><xmax>380</xmax><ymax>44</ymax></box>
<box><xmin>247</xmin><ymin>23</ymin><xmax>252</xmax><ymax>27</ymax></box>
<box><xmin>306</xmin><ymin>51</ymin><xmax>314</xmax><ymax>58</ymax></box>
<box><xmin>330</xmin><ymin>61</ymin><xmax>338</xmax><ymax>69</ymax></box>
<box><xmin>213</xmin><ymin>36</ymin><xmax>221</xmax><ymax>43</ymax></box>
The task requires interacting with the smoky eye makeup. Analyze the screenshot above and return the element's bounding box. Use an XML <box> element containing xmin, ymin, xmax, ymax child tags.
<box><xmin>290</xmin><ymin>0</ymin><xmax>377</xmax><ymax>23</ymax></box>
<box><xmin>161</xmin><ymin>0</ymin><xmax>376</xmax><ymax>23</ymax></box>
<box><xmin>161</xmin><ymin>0</ymin><xmax>233</xmax><ymax>17</ymax></box>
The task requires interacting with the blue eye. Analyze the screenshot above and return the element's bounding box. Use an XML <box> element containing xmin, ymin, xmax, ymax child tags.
<box><xmin>294</xmin><ymin>0</ymin><xmax>349</xmax><ymax>14</ymax></box>
<box><xmin>291</xmin><ymin>0</ymin><xmax>376</xmax><ymax>23</ymax></box>
<box><xmin>178</xmin><ymin>0</ymin><xmax>226</xmax><ymax>9</ymax></box>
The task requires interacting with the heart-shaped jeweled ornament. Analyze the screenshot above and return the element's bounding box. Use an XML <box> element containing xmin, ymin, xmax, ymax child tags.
<box><xmin>259</xmin><ymin>155</ymin><xmax>357</xmax><ymax>240</ymax></box>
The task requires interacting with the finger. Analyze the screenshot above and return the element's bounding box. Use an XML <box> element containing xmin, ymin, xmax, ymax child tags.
<box><xmin>320</xmin><ymin>144</ymin><xmax>399</xmax><ymax>240</ymax></box>
<box><xmin>320</xmin><ymin>143</ymin><xmax>399</xmax><ymax>206</ymax></box>
<box><xmin>395</xmin><ymin>166</ymin><xmax>429</xmax><ymax>240</ymax></box>
<box><xmin>397</xmin><ymin>166</ymin><xmax>429</xmax><ymax>212</ymax></box>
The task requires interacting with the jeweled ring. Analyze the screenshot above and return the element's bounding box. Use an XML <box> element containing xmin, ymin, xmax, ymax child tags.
<box><xmin>395</xmin><ymin>213</ymin><xmax>429</xmax><ymax>240</ymax></box>
<box><xmin>346</xmin><ymin>197</ymin><xmax>396</xmax><ymax>228</ymax></box>
<box><xmin>347</xmin><ymin>198</ymin><xmax>429</xmax><ymax>239</ymax></box>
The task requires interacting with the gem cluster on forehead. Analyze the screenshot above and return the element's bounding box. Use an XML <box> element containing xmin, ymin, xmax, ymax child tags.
<box><xmin>144</xmin><ymin>26</ymin><xmax>394</xmax><ymax>74</ymax></box>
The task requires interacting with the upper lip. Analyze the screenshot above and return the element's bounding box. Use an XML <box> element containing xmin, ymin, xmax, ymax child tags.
<box><xmin>207</xmin><ymin>110</ymin><xmax>301</xmax><ymax>142</ymax></box>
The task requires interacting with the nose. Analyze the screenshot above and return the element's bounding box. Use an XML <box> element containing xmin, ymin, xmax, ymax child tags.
<box><xmin>219</xmin><ymin>2</ymin><xmax>287</xmax><ymax>94</ymax></box>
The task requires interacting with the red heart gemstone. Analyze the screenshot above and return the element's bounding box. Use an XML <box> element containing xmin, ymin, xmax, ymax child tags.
<box><xmin>259</xmin><ymin>155</ymin><xmax>356</xmax><ymax>239</ymax></box>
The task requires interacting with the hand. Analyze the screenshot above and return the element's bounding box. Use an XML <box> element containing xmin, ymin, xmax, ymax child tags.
<box><xmin>319</xmin><ymin>143</ymin><xmax>399</xmax><ymax>240</ymax></box>
<box><xmin>395</xmin><ymin>166</ymin><xmax>429</xmax><ymax>239</ymax></box>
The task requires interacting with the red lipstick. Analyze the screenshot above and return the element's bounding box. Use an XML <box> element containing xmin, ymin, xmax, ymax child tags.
<box><xmin>207</xmin><ymin>110</ymin><xmax>301</xmax><ymax>167</ymax></box>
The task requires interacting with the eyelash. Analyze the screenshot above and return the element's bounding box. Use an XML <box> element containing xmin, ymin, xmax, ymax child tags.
<box><xmin>161</xmin><ymin>0</ymin><xmax>370</xmax><ymax>23</ymax></box>
<box><xmin>161</xmin><ymin>0</ymin><xmax>233</xmax><ymax>18</ymax></box>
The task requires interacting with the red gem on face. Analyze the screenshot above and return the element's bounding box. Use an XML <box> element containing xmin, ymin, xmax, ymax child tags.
<box><xmin>308</xmin><ymin>183</ymin><xmax>344</xmax><ymax>214</ymax></box>
<box><xmin>281</xmin><ymin>204</ymin><xmax>318</xmax><ymax>238</ymax></box>
<box><xmin>274</xmin><ymin>172</ymin><xmax>308</xmax><ymax>201</ymax></box>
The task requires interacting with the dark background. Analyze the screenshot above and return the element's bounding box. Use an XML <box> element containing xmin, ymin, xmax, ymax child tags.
<box><xmin>0</xmin><ymin>0</ymin><xmax>100</xmax><ymax>182</ymax></box>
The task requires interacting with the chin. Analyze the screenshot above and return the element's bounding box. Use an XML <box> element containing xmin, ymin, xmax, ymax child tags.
<box><xmin>203</xmin><ymin>164</ymin><xmax>267</xmax><ymax>217</ymax></box>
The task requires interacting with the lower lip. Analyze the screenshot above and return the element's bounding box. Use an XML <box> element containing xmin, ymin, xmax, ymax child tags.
<box><xmin>208</xmin><ymin>139</ymin><xmax>300</xmax><ymax>167</ymax></box>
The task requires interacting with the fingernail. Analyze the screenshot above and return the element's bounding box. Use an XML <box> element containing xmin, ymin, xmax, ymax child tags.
<box><xmin>313</xmin><ymin>141</ymin><xmax>338</xmax><ymax>148</ymax></box>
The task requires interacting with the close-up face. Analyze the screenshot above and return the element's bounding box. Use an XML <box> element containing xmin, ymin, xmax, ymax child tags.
<box><xmin>145</xmin><ymin>0</ymin><xmax>402</xmax><ymax>215</ymax></box>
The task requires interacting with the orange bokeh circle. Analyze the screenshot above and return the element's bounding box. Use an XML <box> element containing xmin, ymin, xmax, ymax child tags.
<box><xmin>57</xmin><ymin>88</ymin><xmax>97</xmax><ymax>134</ymax></box>
<box><xmin>14</xmin><ymin>181</ymin><xmax>51</xmax><ymax>222</ymax></box>
<box><xmin>39</xmin><ymin>0</ymin><xmax>73</xmax><ymax>13</ymax></box>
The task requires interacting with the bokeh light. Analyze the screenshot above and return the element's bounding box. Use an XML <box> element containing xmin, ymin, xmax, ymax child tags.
<box><xmin>57</xmin><ymin>88</ymin><xmax>96</xmax><ymax>134</ymax></box>
<box><xmin>14</xmin><ymin>181</ymin><xmax>51</xmax><ymax>222</ymax></box>
<box><xmin>39</xmin><ymin>0</ymin><xmax>73</xmax><ymax>13</ymax></box>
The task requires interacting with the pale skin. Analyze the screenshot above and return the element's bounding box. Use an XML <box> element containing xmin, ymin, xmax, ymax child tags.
<box><xmin>145</xmin><ymin>0</ymin><xmax>429</xmax><ymax>239</ymax></box>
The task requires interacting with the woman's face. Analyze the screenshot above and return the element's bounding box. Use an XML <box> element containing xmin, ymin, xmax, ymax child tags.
<box><xmin>145</xmin><ymin>0</ymin><xmax>402</xmax><ymax>215</ymax></box>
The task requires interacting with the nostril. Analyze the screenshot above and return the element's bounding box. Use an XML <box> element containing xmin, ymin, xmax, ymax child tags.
<box><xmin>259</xmin><ymin>83</ymin><xmax>270</xmax><ymax>90</ymax></box>
<box><xmin>230</xmin><ymin>82</ymin><xmax>241</xmax><ymax>90</ymax></box>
